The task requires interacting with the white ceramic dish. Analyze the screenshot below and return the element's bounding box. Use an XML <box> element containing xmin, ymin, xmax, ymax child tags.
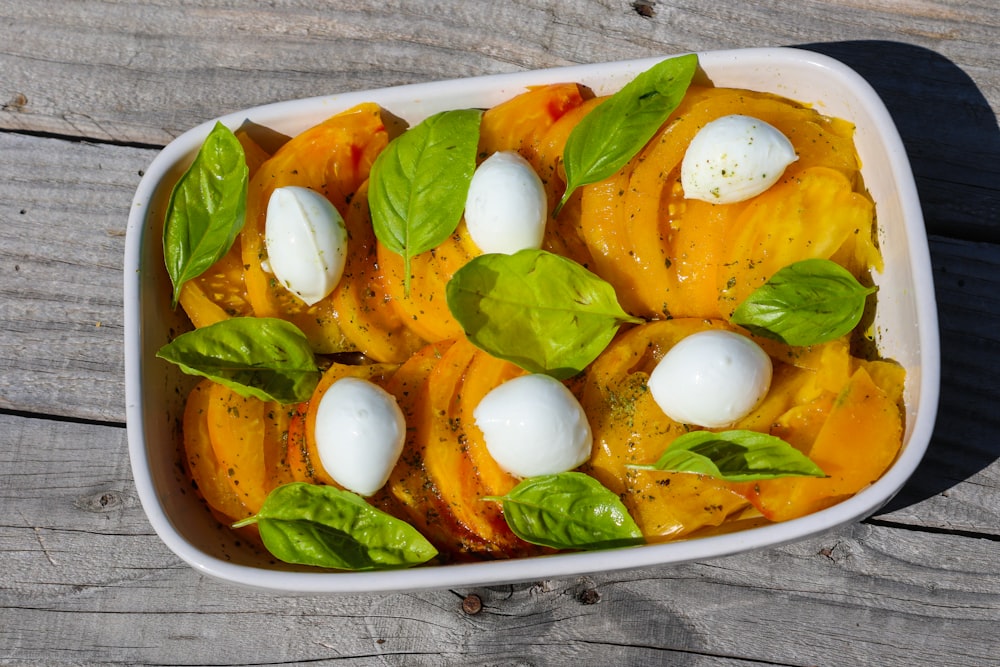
<box><xmin>124</xmin><ymin>47</ymin><xmax>940</xmax><ymax>593</ymax></box>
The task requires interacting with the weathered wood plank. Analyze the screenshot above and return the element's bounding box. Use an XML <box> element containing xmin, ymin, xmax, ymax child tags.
<box><xmin>0</xmin><ymin>132</ymin><xmax>152</xmax><ymax>423</ymax></box>
<box><xmin>880</xmin><ymin>236</ymin><xmax>1000</xmax><ymax>536</ymax></box>
<box><xmin>3</xmin><ymin>1</ymin><xmax>997</xmax><ymax>144</ymax></box>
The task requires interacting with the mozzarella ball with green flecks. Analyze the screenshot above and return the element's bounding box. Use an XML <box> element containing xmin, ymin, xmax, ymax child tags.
<box><xmin>264</xmin><ymin>185</ymin><xmax>348</xmax><ymax>305</ymax></box>
<box><xmin>648</xmin><ymin>329</ymin><xmax>773</xmax><ymax>428</ymax></box>
<box><xmin>474</xmin><ymin>373</ymin><xmax>592</xmax><ymax>478</ymax></box>
<box><xmin>464</xmin><ymin>151</ymin><xmax>547</xmax><ymax>254</ymax></box>
<box><xmin>681</xmin><ymin>115</ymin><xmax>798</xmax><ymax>204</ymax></box>
<box><xmin>314</xmin><ymin>377</ymin><xmax>406</xmax><ymax>496</ymax></box>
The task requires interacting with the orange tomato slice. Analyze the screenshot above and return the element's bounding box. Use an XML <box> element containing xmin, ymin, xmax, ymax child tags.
<box><xmin>303</xmin><ymin>361</ymin><xmax>400</xmax><ymax>488</ymax></box>
<box><xmin>182</xmin><ymin>379</ymin><xmax>253</xmax><ymax>523</ymax></box>
<box><xmin>739</xmin><ymin>366</ymin><xmax>904</xmax><ymax>521</ymax></box>
<box><xmin>242</xmin><ymin>102</ymin><xmax>392</xmax><ymax>353</ymax></box>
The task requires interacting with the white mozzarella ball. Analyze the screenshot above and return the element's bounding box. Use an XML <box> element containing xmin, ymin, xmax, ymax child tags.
<box><xmin>313</xmin><ymin>377</ymin><xmax>406</xmax><ymax>497</ymax></box>
<box><xmin>264</xmin><ymin>185</ymin><xmax>348</xmax><ymax>306</ymax></box>
<box><xmin>464</xmin><ymin>151</ymin><xmax>547</xmax><ymax>254</ymax></box>
<box><xmin>648</xmin><ymin>329</ymin><xmax>772</xmax><ymax>428</ymax></box>
<box><xmin>474</xmin><ymin>373</ymin><xmax>592</xmax><ymax>478</ymax></box>
<box><xmin>681</xmin><ymin>114</ymin><xmax>798</xmax><ymax>204</ymax></box>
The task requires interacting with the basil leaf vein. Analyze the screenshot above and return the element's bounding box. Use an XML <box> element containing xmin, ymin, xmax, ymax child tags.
<box><xmin>233</xmin><ymin>483</ymin><xmax>438</xmax><ymax>570</ymax></box>
<box><xmin>731</xmin><ymin>258</ymin><xmax>877</xmax><ymax>346</ymax></box>
<box><xmin>557</xmin><ymin>53</ymin><xmax>699</xmax><ymax>214</ymax></box>
<box><xmin>486</xmin><ymin>472</ymin><xmax>643</xmax><ymax>550</ymax></box>
<box><xmin>163</xmin><ymin>121</ymin><xmax>248</xmax><ymax>308</ymax></box>
<box><xmin>630</xmin><ymin>429</ymin><xmax>826</xmax><ymax>481</ymax></box>
<box><xmin>156</xmin><ymin>317</ymin><xmax>319</xmax><ymax>404</ymax></box>
<box><xmin>368</xmin><ymin>108</ymin><xmax>482</xmax><ymax>294</ymax></box>
<box><xmin>446</xmin><ymin>249</ymin><xmax>642</xmax><ymax>379</ymax></box>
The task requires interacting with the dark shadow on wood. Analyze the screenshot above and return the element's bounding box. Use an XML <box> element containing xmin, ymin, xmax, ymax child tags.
<box><xmin>798</xmin><ymin>40</ymin><xmax>1000</xmax><ymax>242</ymax></box>
<box><xmin>797</xmin><ymin>42</ymin><xmax>1000</xmax><ymax>519</ymax></box>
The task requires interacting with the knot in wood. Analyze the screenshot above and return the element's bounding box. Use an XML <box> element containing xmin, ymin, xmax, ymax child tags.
<box><xmin>75</xmin><ymin>489</ymin><xmax>124</xmax><ymax>513</ymax></box>
<box><xmin>461</xmin><ymin>593</ymin><xmax>483</xmax><ymax>615</ymax></box>
<box><xmin>632</xmin><ymin>1</ymin><xmax>655</xmax><ymax>18</ymax></box>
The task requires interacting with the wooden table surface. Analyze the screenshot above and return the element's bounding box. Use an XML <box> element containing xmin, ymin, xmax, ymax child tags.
<box><xmin>2</xmin><ymin>1</ymin><xmax>998</xmax><ymax>665</ymax></box>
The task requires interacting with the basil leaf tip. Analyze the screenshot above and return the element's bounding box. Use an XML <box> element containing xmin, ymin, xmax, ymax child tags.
<box><xmin>731</xmin><ymin>258</ymin><xmax>877</xmax><ymax>347</ymax></box>
<box><xmin>446</xmin><ymin>248</ymin><xmax>642</xmax><ymax>379</ymax></box>
<box><xmin>556</xmin><ymin>53</ymin><xmax>699</xmax><ymax>215</ymax></box>
<box><xmin>631</xmin><ymin>429</ymin><xmax>826</xmax><ymax>482</ymax></box>
<box><xmin>234</xmin><ymin>483</ymin><xmax>438</xmax><ymax>571</ymax></box>
<box><xmin>156</xmin><ymin>317</ymin><xmax>319</xmax><ymax>404</ymax></box>
<box><xmin>368</xmin><ymin>108</ymin><xmax>483</xmax><ymax>295</ymax></box>
<box><xmin>490</xmin><ymin>472</ymin><xmax>643</xmax><ymax>551</ymax></box>
<box><xmin>163</xmin><ymin>121</ymin><xmax>249</xmax><ymax>308</ymax></box>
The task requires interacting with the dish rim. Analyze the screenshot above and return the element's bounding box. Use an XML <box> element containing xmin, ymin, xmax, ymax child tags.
<box><xmin>124</xmin><ymin>46</ymin><xmax>940</xmax><ymax>593</ymax></box>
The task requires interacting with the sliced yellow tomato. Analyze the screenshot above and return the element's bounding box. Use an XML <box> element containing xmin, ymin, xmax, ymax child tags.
<box><xmin>479</xmin><ymin>82</ymin><xmax>597</xmax><ymax>267</ymax></box>
<box><xmin>717</xmin><ymin>166</ymin><xmax>875</xmax><ymax>316</ymax></box>
<box><xmin>178</xmin><ymin>241</ymin><xmax>250</xmax><ymax>328</ymax></box>
<box><xmin>578</xmin><ymin>86</ymin><xmax>868</xmax><ymax>321</ymax></box>
<box><xmin>739</xmin><ymin>366</ymin><xmax>904</xmax><ymax>521</ymax></box>
<box><xmin>581</xmin><ymin>319</ymin><xmax>730</xmax><ymax>494</ymax></box>
<box><xmin>242</xmin><ymin>103</ymin><xmax>392</xmax><ymax>353</ymax></box>
<box><xmin>303</xmin><ymin>361</ymin><xmax>400</xmax><ymax>488</ymax></box>
<box><xmin>377</xmin><ymin>230</ymin><xmax>473</xmax><ymax>343</ymax></box>
<box><xmin>182</xmin><ymin>379</ymin><xmax>253</xmax><ymax>523</ymax></box>
<box><xmin>421</xmin><ymin>339</ymin><xmax>537</xmax><ymax>558</ymax></box>
<box><xmin>625</xmin><ymin>469</ymin><xmax>750</xmax><ymax>542</ymax></box>
<box><xmin>330</xmin><ymin>181</ymin><xmax>427</xmax><ymax>363</ymax></box>
<box><xmin>284</xmin><ymin>402</ymin><xmax>315</xmax><ymax>484</ymax></box>
<box><xmin>383</xmin><ymin>340</ymin><xmax>493</xmax><ymax>560</ymax></box>
<box><xmin>378</xmin><ymin>83</ymin><xmax>600</xmax><ymax>344</ymax></box>
<box><xmin>205</xmin><ymin>382</ymin><xmax>271</xmax><ymax>514</ymax></box>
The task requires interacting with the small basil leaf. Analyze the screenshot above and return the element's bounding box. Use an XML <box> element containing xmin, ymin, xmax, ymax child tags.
<box><xmin>368</xmin><ymin>108</ymin><xmax>482</xmax><ymax>294</ymax></box>
<box><xmin>486</xmin><ymin>472</ymin><xmax>643</xmax><ymax>550</ymax></box>
<box><xmin>446</xmin><ymin>249</ymin><xmax>643</xmax><ymax>379</ymax></box>
<box><xmin>557</xmin><ymin>53</ymin><xmax>699</xmax><ymax>214</ymax></box>
<box><xmin>163</xmin><ymin>121</ymin><xmax>249</xmax><ymax>308</ymax></box>
<box><xmin>631</xmin><ymin>429</ymin><xmax>826</xmax><ymax>481</ymax></box>
<box><xmin>156</xmin><ymin>317</ymin><xmax>319</xmax><ymax>404</ymax></box>
<box><xmin>233</xmin><ymin>483</ymin><xmax>437</xmax><ymax>570</ymax></box>
<box><xmin>731</xmin><ymin>258</ymin><xmax>877</xmax><ymax>346</ymax></box>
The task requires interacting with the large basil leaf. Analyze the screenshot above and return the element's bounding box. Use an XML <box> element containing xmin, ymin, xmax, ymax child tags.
<box><xmin>232</xmin><ymin>483</ymin><xmax>437</xmax><ymax>570</ymax></box>
<box><xmin>731</xmin><ymin>258</ymin><xmax>877</xmax><ymax>346</ymax></box>
<box><xmin>156</xmin><ymin>317</ymin><xmax>319</xmax><ymax>404</ymax></box>
<box><xmin>631</xmin><ymin>429</ymin><xmax>826</xmax><ymax>481</ymax></box>
<box><xmin>556</xmin><ymin>53</ymin><xmax>698</xmax><ymax>213</ymax></box>
<box><xmin>368</xmin><ymin>108</ymin><xmax>482</xmax><ymax>294</ymax></box>
<box><xmin>163</xmin><ymin>121</ymin><xmax>248</xmax><ymax>307</ymax></box>
<box><xmin>487</xmin><ymin>472</ymin><xmax>642</xmax><ymax>550</ymax></box>
<box><xmin>446</xmin><ymin>249</ymin><xmax>642</xmax><ymax>379</ymax></box>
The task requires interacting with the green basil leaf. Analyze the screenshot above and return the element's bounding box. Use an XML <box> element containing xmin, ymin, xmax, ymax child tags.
<box><xmin>163</xmin><ymin>121</ymin><xmax>248</xmax><ymax>308</ymax></box>
<box><xmin>631</xmin><ymin>429</ymin><xmax>826</xmax><ymax>481</ymax></box>
<box><xmin>557</xmin><ymin>53</ymin><xmax>699</xmax><ymax>214</ymax></box>
<box><xmin>233</xmin><ymin>483</ymin><xmax>437</xmax><ymax>570</ymax></box>
<box><xmin>368</xmin><ymin>108</ymin><xmax>482</xmax><ymax>294</ymax></box>
<box><xmin>731</xmin><ymin>258</ymin><xmax>877</xmax><ymax>346</ymax></box>
<box><xmin>487</xmin><ymin>472</ymin><xmax>643</xmax><ymax>550</ymax></box>
<box><xmin>446</xmin><ymin>249</ymin><xmax>642</xmax><ymax>379</ymax></box>
<box><xmin>156</xmin><ymin>317</ymin><xmax>319</xmax><ymax>404</ymax></box>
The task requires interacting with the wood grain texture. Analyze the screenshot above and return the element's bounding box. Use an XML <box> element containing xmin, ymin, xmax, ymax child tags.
<box><xmin>0</xmin><ymin>132</ymin><xmax>152</xmax><ymax>422</ymax></box>
<box><xmin>1</xmin><ymin>0</ymin><xmax>999</xmax><ymax>665</ymax></box>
